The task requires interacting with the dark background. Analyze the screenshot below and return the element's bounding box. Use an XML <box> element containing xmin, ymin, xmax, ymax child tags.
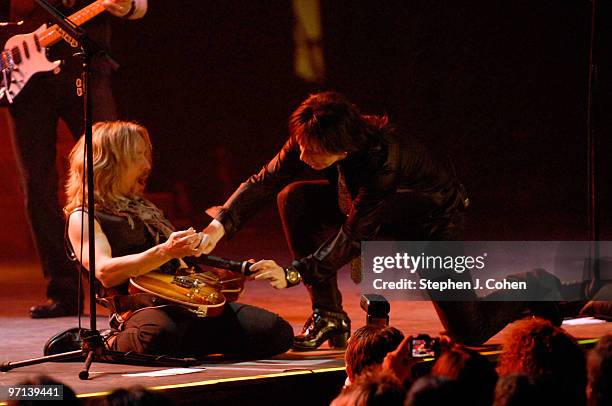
<box><xmin>8</xmin><ymin>0</ymin><xmax>608</xmax><ymax>249</ymax></box>
<box><xmin>107</xmin><ymin>0</ymin><xmax>611</xmax><ymax>241</ymax></box>
<box><xmin>109</xmin><ymin>0</ymin><xmax>610</xmax><ymax>240</ymax></box>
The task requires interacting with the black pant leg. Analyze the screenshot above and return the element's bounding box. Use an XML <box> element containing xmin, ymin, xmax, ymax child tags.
<box><xmin>277</xmin><ymin>180</ymin><xmax>342</xmax><ymax>257</ymax></box>
<box><xmin>277</xmin><ymin>180</ymin><xmax>346</xmax><ymax>313</ymax></box>
<box><xmin>8</xmin><ymin>74</ymin><xmax>80</xmax><ymax>301</ymax></box>
<box><xmin>8</xmin><ymin>66</ymin><xmax>117</xmax><ymax>302</ymax></box>
<box><xmin>113</xmin><ymin>307</ymin><xmax>187</xmax><ymax>354</ymax></box>
<box><xmin>116</xmin><ymin>304</ymin><xmax>293</xmax><ymax>359</ymax></box>
<box><xmin>58</xmin><ymin>69</ymin><xmax>117</xmax><ymax>137</ymax></box>
<box><xmin>185</xmin><ymin>302</ymin><xmax>294</xmax><ymax>359</ymax></box>
<box><xmin>381</xmin><ymin>193</ymin><xmax>522</xmax><ymax>345</ymax></box>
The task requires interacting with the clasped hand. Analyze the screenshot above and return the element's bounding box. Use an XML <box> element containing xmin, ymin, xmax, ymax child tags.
<box><xmin>161</xmin><ymin>228</ymin><xmax>205</xmax><ymax>259</ymax></box>
<box><xmin>185</xmin><ymin>219</ymin><xmax>287</xmax><ymax>289</ymax></box>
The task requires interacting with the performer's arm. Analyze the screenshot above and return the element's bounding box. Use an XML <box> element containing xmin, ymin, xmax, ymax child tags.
<box><xmin>249</xmin><ymin>170</ymin><xmax>398</xmax><ymax>289</ymax></box>
<box><xmin>200</xmin><ymin>138</ymin><xmax>308</xmax><ymax>254</ymax></box>
<box><xmin>68</xmin><ymin>211</ymin><xmax>199</xmax><ymax>288</ymax></box>
<box><xmin>102</xmin><ymin>0</ymin><xmax>147</xmax><ymax>19</ymax></box>
<box><xmin>293</xmin><ymin>176</ymin><xmax>397</xmax><ymax>285</ymax></box>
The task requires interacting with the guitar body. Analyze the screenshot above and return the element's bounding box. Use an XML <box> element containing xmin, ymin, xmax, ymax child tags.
<box><xmin>1</xmin><ymin>24</ymin><xmax>61</xmax><ymax>103</ymax></box>
<box><xmin>129</xmin><ymin>268</ymin><xmax>245</xmax><ymax>318</ymax></box>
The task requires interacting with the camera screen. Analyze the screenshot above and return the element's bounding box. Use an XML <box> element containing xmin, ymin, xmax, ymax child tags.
<box><xmin>411</xmin><ymin>339</ymin><xmax>435</xmax><ymax>358</ymax></box>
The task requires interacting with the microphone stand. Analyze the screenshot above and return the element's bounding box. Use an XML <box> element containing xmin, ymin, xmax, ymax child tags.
<box><xmin>1</xmin><ymin>0</ymin><xmax>198</xmax><ymax>378</ymax></box>
<box><xmin>584</xmin><ymin>0</ymin><xmax>601</xmax><ymax>299</ymax></box>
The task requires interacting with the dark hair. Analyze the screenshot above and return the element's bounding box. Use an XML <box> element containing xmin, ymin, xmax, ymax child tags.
<box><xmin>8</xmin><ymin>375</ymin><xmax>78</xmax><ymax>406</ymax></box>
<box><xmin>289</xmin><ymin>92</ymin><xmax>388</xmax><ymax>153</ymax></box>
<box><xmin>431</xmin><ymin>345</ymin><xmax>498</xmax><ymax>406</ymax></box>
<box><xmin>332</xmin><ymin>370</ymin><xmax>406</xmax><ymax>406</ymax></box>
<box><xmin>587</xmin><ymin>333</ymin><xmax>612</xmax><ymax>406</ymax></box>
<box><xmin>497</xmin><ymin>317</ymin><xmax>586</xmax><ymax>406</ymax></box>
<box><xmin>404</xmin><ymin>376</ymin><xmax>461</xmax><ymax>406</ymax></box>
<box><xmin>493</xmin><ymin>374</ymin><xmax>548</xmax><ymax>406</ymax></box>
<box><xmin>98</xmin><ymin>386</ymin><xmax>173</xmax><ymax>406</ymax></box>
<box><xmin>345</xmin><ymin>325</ymin><xmax>405</xmax><ymax>379</ymax></box>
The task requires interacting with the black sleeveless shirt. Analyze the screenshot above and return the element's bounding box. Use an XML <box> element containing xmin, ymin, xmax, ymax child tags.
<box><xmin>70</xmin><ymin>207</ymin><xmax>180</xmax><ymax>298</ymax></box>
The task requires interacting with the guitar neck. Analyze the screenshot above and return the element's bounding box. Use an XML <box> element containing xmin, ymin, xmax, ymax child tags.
<box><xmin>38</xmin><ymin>0</ymin><xmax>106</xmax><ymax>48</ymax></box>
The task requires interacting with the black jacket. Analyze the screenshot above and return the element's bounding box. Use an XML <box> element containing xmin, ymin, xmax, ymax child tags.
<box><xmin>215</xmin><ymin>128</ymin><xmax>466</xmax><ymax>285</ymax></box>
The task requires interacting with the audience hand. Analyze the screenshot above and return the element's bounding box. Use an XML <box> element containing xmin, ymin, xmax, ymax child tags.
<box><xmin>382</xmin><ymin>335</ymin><xmax>418</xmax><ymax>384</ymax></box>
<box><xmin>439</xmin><ymin>333</ymin><xmax>454</xmax><ymax>353</ymax></box>
<box><xmin>102</xmin><ymin>0</ymin><xmax>134</xmax><ymax>17</ymax></box>
<box><xmin>250</xmin><ymin>260</ymin><xmax>287</xmax><ymax>289</ymax></box>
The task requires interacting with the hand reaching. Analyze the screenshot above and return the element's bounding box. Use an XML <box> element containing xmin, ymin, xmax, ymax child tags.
<box><xmin>249</xmin><ymin>260</ymin><xmax>287</xmax><ymax>289</ymax></box>
<box><xmin>382</xmin><ymin>335</ymin><xmax>418</xmax><ymax>384</ymax></box>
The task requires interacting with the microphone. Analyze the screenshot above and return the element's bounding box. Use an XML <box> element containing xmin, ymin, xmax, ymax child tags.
<box><xmin>199</xmin><ymin>255</ymin><xmax>254</xmax><ymax>276</ymax></box>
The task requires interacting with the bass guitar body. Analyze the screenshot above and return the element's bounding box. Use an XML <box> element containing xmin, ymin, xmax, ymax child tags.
<box><xmin>1</xmin><ymin>0</ymin><xmax>106</xmax><ymax>104</ymax></box>
<box><xmin>0</xmin><ymin>24</ymin><xmax>61</xmax><ymax>104</ymax></box>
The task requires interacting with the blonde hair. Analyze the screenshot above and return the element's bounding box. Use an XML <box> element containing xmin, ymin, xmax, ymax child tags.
<box><xmin>64</xmin><ymin>121</ymin><xmax>152</xmax><ymax>214</ymax></box>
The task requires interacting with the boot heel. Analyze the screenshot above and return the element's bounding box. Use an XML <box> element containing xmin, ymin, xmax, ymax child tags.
<box><xmin>328</xmin><ymin>332</ymin><xmax>349</xmax><ymax>349</ymax></box>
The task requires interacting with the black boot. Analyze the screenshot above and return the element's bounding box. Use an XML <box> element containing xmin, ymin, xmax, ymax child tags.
<box><xmin>292</xmin><ymin>310</ymin><xmax>350</xmax><ymax>351</ymax></box>
<box><xmin>30</xmin><ymin>298</ymin><xmax>81</xmax><ymax>319</ymax></box>
<box><xmin>43</xmin><ymin>328</ymin><xmax>117</xmax><ymax>359</ymax></box>
<box><xmin>44</xmin><ymin>328</ymin><xmax>83</xmax><ymax>356</ymax></box>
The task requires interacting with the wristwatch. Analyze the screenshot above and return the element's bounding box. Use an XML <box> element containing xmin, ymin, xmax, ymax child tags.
<box><xmin>284</xmin><ymin>266</ymin><xmax>302</xmax><ymax>288</ymax></box>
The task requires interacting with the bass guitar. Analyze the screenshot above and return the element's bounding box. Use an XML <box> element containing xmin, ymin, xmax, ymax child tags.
<box><xmin>0</xmin><ymin>0</ymin><xmax>106</xmax><ymax>104</ymax></box>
